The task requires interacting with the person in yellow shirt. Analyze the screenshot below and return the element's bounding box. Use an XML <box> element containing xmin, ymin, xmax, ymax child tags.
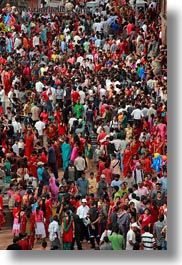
<box><xmin>88</xmin><ymin>172</ymin><xmax>97</xmax><ymax>195</ymax></box>
<box><xmin>51</xmin><ymin>51</ymin><xmax>59</xmax><ymax>62</ymax></box>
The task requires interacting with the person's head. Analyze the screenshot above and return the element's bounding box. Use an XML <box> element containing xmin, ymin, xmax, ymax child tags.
<box><xmin>53</xmin><ymin>215</ymin><xmax>59</xmax><ymax>222</ymax></box>
<box><xmin>41</xmin><ymin>240</ymin><xmax>47</xmax><ymax>249</ymax></box>
<box><xmin>90</xmin><ymin>172</ymin><xmax>94</xmax><ymax>178</ymax></box>
<box><xmin>131</xmin><ymin>222</ymin><xmax>140</xmax><ymax>232</ymax></box>
<box><xmin>123</xmin><ymin>205</ymin><xmax>129</xmax><ymax>212</ymax></box>
<box><xmin>121</xmin><ymin>183</ymin><xmax>126</xmax><ymax>190</ymax></box>
<box><xmin>114</xmin><ymin>174</ymin><xmax>120</xmax><ymax>180</ymax></box>
<box><xmin>126</xmin><ymin>170</ymin><xmax>132</xmax><ymax>178</ymax></box>
<box><xmin>81</xmin><ymin>198</ymin><xmax>87</xmax><ymax>206</ymax></box>
<box><xmin>103</xmin><ymin>236</ymin><xmax>109</xmax><ymax>243</ymax></box>
<box><xmin>113</xmin><ymin>225</ymin><xmax>120</xmax><ymax>234</ymax></box>
<box><xmin>129</xmin><ymin>201</ymin><xmax>135</xmax><ymax>209</ymax></box>
<box><xmin>13</xmin><ymin>236</ymin><xmax>20</xmax><ymax>244</ymax></box>
<box><xmin>144</xmin><ymin>207</ymin><xmax>151</xmax><ymax>215</ymax></box>
<box><xmin>81</xmin><ymin>171</ymin><xmax>86</xmax><ymax>179</ymax></box>
<box><xmin>113</xmin><ymin>185</ymin><xmax>119</xmax><ymax>193</ymax></box>
<box><xmin>159</xmin><ymin>214</ymin><xmax>164</xmax><ymax>222</ymax></box>
<box><xmin>143</xmin><ymin>225</ymin><xmax>149</xmax><ymax>233</ymax></box>
<box><xmin>100</xmin><ymin>174</ymin><xmax>106</xmax><ymax>181</ymax></box>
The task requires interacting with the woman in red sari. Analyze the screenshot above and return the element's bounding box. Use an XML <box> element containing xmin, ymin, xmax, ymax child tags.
<box><xmin>24</xmin><ymin>129</ymin><xmax>34</xmax><ymax>159</ymax></box>
<box><xmin>45</xmin><ymin>194</ymin><xmax>52</xmax><ymax>238</ymax></box>
<box><xmin>28</xmin><ymin>151</ymin><xmax>38</xmax><ymax>179</ymax></box>
<box><xmin>61</xmin><ymin>210</ymin><xmax>74</xmax><ymax>250</ymax></box>
<box><xmin>154</xmin><ymin>135</ymin><xmax>164</xmax><ymax>155</ymax></box>
<box><xmin>1</xmin><ymin>67</ymin><xmax>13</xmax><ymax>95</ymax></box>
<box><xmin>138</xmin><ymin>207</ymin><xmax>152</xmax><ymax>234</ymax></box>
<box><xmin>123</xmin><ymin>144</ymin><xmax>132</xmax><ymax>177</ymax></box>
<box><xmin>130</xmin><ymin>137</ymin><xmax>140</xmax><ymax>156</ymax></box>
<box><xmin>20</xmin><ymin>207</ymin><xmax>27</xmax><ymax>233</ymax></box>
<box><xmin>40</xmin><ymin>108</ymin><xmax>49</xmax><ymax>125</ymax></box>
<box><xmin>46</xmin><ymin>122</ymin><xmax>57</xmax><ymax>140</ymax></box>
<box><xmin>40</xmin><ymin>147</ymin><xmax>48</xmax><ymax>164</ymax></box>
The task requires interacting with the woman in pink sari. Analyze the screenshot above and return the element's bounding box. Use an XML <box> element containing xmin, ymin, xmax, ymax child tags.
<box><xmin>156</xmin><ymin>119</ymin><xmax>167</xmax><ymax>141</ymax></box>
<box><xmin>70</xmin><ymin>142</ymin><xmax>79</xmax><ymax>163</ymax></box>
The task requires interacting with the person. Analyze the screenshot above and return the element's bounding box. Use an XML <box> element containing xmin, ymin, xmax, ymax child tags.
<box><xmin>6</xmin><ymin>236</ymin><xmax>22</xmax><ymax>250</ymax></box>
<box><xmin>41</xmin><ymin>240</ymin><xmax>48</xmax><ymax>250</ymax></box>
<box><xmin>61</xmin><ymin>137</ymin><xmax>72</xmax><ymax>171</ymax></box>
<box><xmin>138</xmin><ymin>207</ymin><xmax>152</xmax><ymax>234</ymax></box>
<box><xmin>108</xmin><ymin>225</ymin><xmax>124</xmax><ymax>250</ymax></box>
<box><xmin>100</xmin><ymin>236</ymin><xmax>113</xmax><ymax>250</ymax></box>
<box><xmin>88</xmin><ymin>171</ymin><xmax>97</xmax><ymax>196</ymax></box>
<box><xmin>76</xmin><ymin>172</ymin><xmax>89</xmax><ymax>198</ymax></box>
<box><xmin>123</xmin><ymin>144</ymin><xmax>132</xmax><ymax>177</ymax></box>
<box><xmin>0</xmin><ymin>188</ymin><xmax>5</xmax><ymax>230</ymax></box>
<box><xmin>126</xmin><ymin>222</ymin><xmax>141</xmax><ymax>250</ymax></box>
<box><xmin>33</xmin><ymin>206</ymin><xmax>46</xmax><ymax>243</ymax></box>
<box><xmin>141</xmin><ymin>226</ymin><xmax>155</xmax><ymax>250</ymax></box>
<box><xmin>18</xmin><ymin>232</ymin><xmax>31</xmax><ymax>250</ymax></box>
<box><xmin>76</xmin><ymin>198</ymin><xmax>90</xmax><ymax>243</ymax></box>
<box><xmin>61</xmin><ymin>210</ymin><xmax>75</xmax><ymax>250</ymax></box>
<box><xmin>47</xmin><ymin>141</ymin><xmax>58</xmax><ymax>179</ymax></box>
<box><xmin>74</xmin><ymin>151</ymin><xmax>86</xmax><ymax>181</ymax></box>
<box><xmin>0</xmin><ymin>0</ymin><xmax>167</xmax><ymax>252</ymax></box>
<box><xmin>153</xmin><ymin>214</ymin><xmax>166</xmax><ymax>250</ymax></box>
<box><xmin>97</xmin><ymin>174</ymin><xmax>108</xmax><ymax>199</ymax></box>
<box><xmin>88</xmin><ymin>201</ymin><xmax>100</xmax><ymax>249</ymax></box>
<box><xmin>117</xmin><ymin>205</ymin><xmax>130</xmax><ymax>242</ymax></box>
<box><xmin>84</xmin><ymin>139</ymin><xmax>93</xmax><ymax>171</ymax></box>
<box><xmin>71</xmin><ymin>206</ymin><xmax>83</xmax><ymax>250</ymax></box>
<box><xmin>37</xmin><ymin>161</ymin><xmax>44</xmax><ymax>182</ymax></box>
<box><xmin>48</xmin><ymin>215</ymin><xmax>61</xmax><ymax>250</ymax></box>
<box><xmin>99</xmin><ymin>196</ymin><xmax>110</xmax><ymax>236</ymax></box>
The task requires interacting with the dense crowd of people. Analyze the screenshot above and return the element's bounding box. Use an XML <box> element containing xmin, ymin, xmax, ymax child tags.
<box><xmin>0</xmin><ymin>0</ymin><xmax>167</xmax><ymax>251</ymax></box>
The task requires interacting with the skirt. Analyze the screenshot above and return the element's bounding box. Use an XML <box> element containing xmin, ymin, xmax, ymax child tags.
<box><xmin>35</xmin><ymin>222</ymin><xmax>46</xmax><ymax>238</ymax></box>
<box><xmin>12</xmin><ymin>218</ymin><xmax>20</xmax><ymax>234</ymax></box>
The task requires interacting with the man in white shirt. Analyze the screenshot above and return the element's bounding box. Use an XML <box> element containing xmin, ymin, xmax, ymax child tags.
<box><xmin>14</xmin><ymin>36</ymin><xmax>22</xmax><ymax>50</ymax></box>
<box><xmin>35</xmin><ymin>80</ymin><xmax>44</xmax><ymax>95</ymax></box>
<box><xmin>48</xmin><ymin>215</ymin><xmax>61</xmax><ymax>250</ymax></box>
<box><xmin>76</xmin><ymin>199</ymin><xmax>90</xmax><ymax>243</ymax></box>
<box><xmin>35</xmin><ymin>117</ymin><xmax>46</xmax><ymax>145</ymax></box>
<box><xmin>131</xmin><ymin>105</ymin><xmax>144</xmax><ymax>128</ymax></box>
<box><xmin>12</xmin><ymin>140</ymin><xmax>19</xmax><ymax>155</ymax></box>
<box><xmin>132</xmin><ymin>162</ymin><xmax>144</xmax><ymax>184</ymax></box>
<box><xmin>74</xmin><ymin>153</ymin><xmax>86</xmax><ymax>180</ymax></box>
<box><xmin>0</xmin><ymin>86</ymin><xmax>5</xmax><ymax>110</ymax></box>
<box><xmin>12</xmin><ymin>117</ymin><xmax>22</xmax><ymax>136</ymax></box>
<box><xmin>33</xmin><ymin>34</ymin><xmax>40</xmax><ymax>48</ymax></box>
<box><xmin>126</xmin><ymin>222</ymin><xmax>140</xmax><ymax>250</ymax></box>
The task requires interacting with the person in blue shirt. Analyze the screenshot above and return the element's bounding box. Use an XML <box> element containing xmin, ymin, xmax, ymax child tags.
<box><xmin>159</xmin><ymin>169</ymin><xmax>167</xmax><ymax>196</ymax></box>
<box><xmin>37</xmin><ymin>162</ymin><xmax>44</xmax><ymax>182</ymax></box>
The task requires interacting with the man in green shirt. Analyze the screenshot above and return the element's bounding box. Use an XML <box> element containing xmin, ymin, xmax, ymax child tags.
<box><xmin>74</xmin><ymin>101</ymin><xmax>84</xmax><ymax>119</ymax></box>
<box><xmin>108</xmin><ymin>225</ymin><xmax>124</xmax><ymax>250</ymax></box>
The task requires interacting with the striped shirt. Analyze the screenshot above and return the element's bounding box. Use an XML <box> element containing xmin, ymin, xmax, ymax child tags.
<box><xmin>141</xmin><ymin>232</ymin><xmax>155</xmax><ymax>250</ymax></box>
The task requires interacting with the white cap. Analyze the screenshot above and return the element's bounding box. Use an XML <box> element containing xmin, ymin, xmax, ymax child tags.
<box><xmin>100</xmin><ymin>174</ymin><xmax>106</xmax><ymax>179</ymax></box>
<box><xmin>131</xmin><ymin>222</ymin><xmax>141</xmax><ymax>229</ymax></box>
<box><xmin>37</xmin><ymin>161</ymin><xmax>44</xmax><ymax>166</ymax></box>
<box><xmin>81</xmin><ymin>198</ymin><xmax>87</xmax><ymax>203</ymax></box>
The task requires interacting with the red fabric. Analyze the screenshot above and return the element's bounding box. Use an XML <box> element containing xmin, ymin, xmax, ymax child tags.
<box><xmin>24</xmin><ymin>133</ymin><xmax>34</xmax><ymax>159</ymax></box>
<box><xmin>62</xmin><ymin>217</ymin><xmax>74</xmax><ymax>243</ymax></box>
<box><xmin>71</xmin><ymin>91</ymin><xmax>80</xmax><ymax>103</ymax></box>
<box><xmin>123</xmin><ymin>149</ymin><xmax>132</xmax><ymax>177</ymax></box>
